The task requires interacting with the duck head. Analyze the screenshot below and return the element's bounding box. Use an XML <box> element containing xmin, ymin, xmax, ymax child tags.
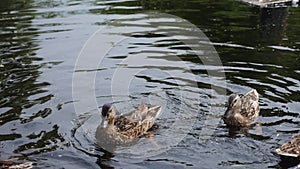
<box><xmin>224</xmin><ymin>93</ymin><xmax>242</xmax><ymax>119</ymax></box>
<box><xmin>100</xmin><ymin>103</ymin><xmax>116</xmax><ymax>128</ymax></box>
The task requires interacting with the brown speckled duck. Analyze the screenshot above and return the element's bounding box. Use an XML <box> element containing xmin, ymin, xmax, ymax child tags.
<box><xmin>223</xmin><ymin>89</ymin><xmax>260</xmax><ymax>127</ymax></box>
<box><xmin>96</xmin><ymin>102</ymin><xmax>162</xmax><ymax>143</ymax></box>
<box><xmin>0</xmin><ymin>158</ymin><xmax>32</xmax><ymax>169</ymax></box>
<box><xmin>276</xmin><ymin>134</ymin><xmax>300</xmax><ymax>157</ymax></box>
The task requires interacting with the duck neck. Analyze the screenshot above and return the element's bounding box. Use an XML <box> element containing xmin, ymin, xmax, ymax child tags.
<box><xmin>107</xmin><ymin>115</ymin><xmax>115</xmax><ymax>125</ymax></box>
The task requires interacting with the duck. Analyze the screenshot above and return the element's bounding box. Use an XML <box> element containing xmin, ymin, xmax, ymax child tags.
<box><xmin>0</xmin><ymin>158</ymin><xmax>32</xmax><ymax>169</ymax></box>
<box><xmin>223</xmin><ymin>89</ymin><xmax>260</xmax><ymax>127</ymax></box>
<box><xmin>276</xmin><ymin>134</ymin><xmax>300</xmax><ymax>157</ymax></box>
<box><xmin>96</xmin><ymin>101</ymin><xmax>162</xmax><ymax>144</ymax></box>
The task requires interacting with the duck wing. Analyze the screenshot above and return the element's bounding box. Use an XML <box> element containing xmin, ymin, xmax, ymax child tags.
<box><xmin>115</xmin><ymin>105</ymin><xmax>162</xmax><ymax>138</ymax></box>
<box><xmin>113</xmin><ymin>101</ymin><xmax>148</xmax><ymax>135</ymax></box>
<box><xmin>114</xmin><ymin>115</ymin><xmax>139</xmax><ymax>132</ymax></box>
<box><xmin>276</xmin><ymin>134</ymin><xmax>300</xmax><ymax>157</ymax></box>
<box><xmin>240</xmin><ymin>89</ymin><xmax>260</xmax><ymax>122</ymax></box>
<box><xmin>119</xmin><ymin>101</ymin><xmax>148</xmax><ymax>122</ymax></box>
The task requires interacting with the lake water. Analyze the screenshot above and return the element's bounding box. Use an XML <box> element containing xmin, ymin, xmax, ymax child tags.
<box><xmin>0</xmin><ymin>0</ymin><xmax>299</xmax><ymax>168</ymax></box>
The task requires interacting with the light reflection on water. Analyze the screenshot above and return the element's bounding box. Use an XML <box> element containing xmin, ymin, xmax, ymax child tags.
<box><xmin>0</xmin><ymin>0</ymin><xmax>299</xmax><ymax>168</ymax></box>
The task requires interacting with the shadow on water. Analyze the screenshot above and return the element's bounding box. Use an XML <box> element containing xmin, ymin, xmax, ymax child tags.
<box><xmin>95</xmin><ymin>147</ymin><xmax>115</xmax><ymax>169</ymax></box>
<box><xmin>277</xmin><ymin>156</ymin><xmax>300</xmax><ymax>168</ymax></box>
<box><xmin>274</xmin><ymin>156</ymin><xmax>300</xmax><ymax>169</ymax></box>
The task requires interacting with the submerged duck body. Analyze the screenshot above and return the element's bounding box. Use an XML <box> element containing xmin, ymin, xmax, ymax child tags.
<box><xmin>96</xmin><ymin>102</ymin><xmax>162</xmax><ymax>143</ymax></box>
<box><xmin>276</xmin><ymin>134</ymin><xmax>300</xmax><ymax>157</ymax></box>
<box><xmin>223</xmin><ymin>89</ymin><xmax>260</xmax><ymax>127</ymax></box>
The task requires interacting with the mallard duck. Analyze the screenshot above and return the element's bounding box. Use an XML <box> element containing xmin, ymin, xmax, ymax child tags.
<box><xmin>223</xmin><ymin>89</ymin><xmax>260</xmax><ymax>127</ymax></box>
<box><xmin>0</xmin><ymin>158</ymin><xmax>32</xmax><ymax>169</ymax></box>
<box><xmin>96</xmin><ymin>101</ymin><xmax>162</xmax><ymax>143</ymax></box>
<box><xmin>276</xmin><ymin>134</ymin><xmax>300</xmax><ymax>157</ymax></box>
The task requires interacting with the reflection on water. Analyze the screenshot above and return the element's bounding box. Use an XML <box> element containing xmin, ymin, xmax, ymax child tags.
<box><xmin>0</xmin><ymin>0</ymin><xmax>299</xmax><ymax>168</ymax></box>
<box><xmin>0</xmin><ymin>0</ymin><xmax>61</xmax><ymax>161</ymax></box>
<box><xmin>260</xmin><ymin>7</ymin><xmax>288</xmax><ymax>43</ymax></box>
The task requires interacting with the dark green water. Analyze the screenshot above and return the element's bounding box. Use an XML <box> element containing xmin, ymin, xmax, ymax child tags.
<box><xmin>0</xmin><ymin>0</ymin><xmax>299</xmax><ymax>168</ymax></box>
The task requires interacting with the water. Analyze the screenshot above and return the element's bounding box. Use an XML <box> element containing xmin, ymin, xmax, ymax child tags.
<box><xmin>0</xmin><ymin>0</ymin><xmax>299</xmax><ymax>168</ymax></box>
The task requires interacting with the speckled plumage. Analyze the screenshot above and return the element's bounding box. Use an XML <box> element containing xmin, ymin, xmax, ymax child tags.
<box><xmin>276</xmin><ymin>134</ymin><xmax>300</xmax><ymax>157</ymax></box>
<box><xmin>223</xmin><ymin>89</ymin><xmax>260</xmax><ymax>127</ymax></box>
<box><xmin>96</xmin><ymin>102</ymin><xmax>161</xmax><ymax>143</ymax></box>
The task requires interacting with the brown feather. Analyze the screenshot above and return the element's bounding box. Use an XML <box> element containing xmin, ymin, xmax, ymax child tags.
<box><xmin>276</xmin><ymin>134</ymin><xmax>300</xmax><ymax>157</ymax></box>
<box><xmin>98</xmin><ymin>102</ymin><xmax>162</xmax><ymax>143</ymax></box>
<box><xmin>223</xmin><ymin>89</ymin><xmax>260</xmax><ymax>127</ymax></box>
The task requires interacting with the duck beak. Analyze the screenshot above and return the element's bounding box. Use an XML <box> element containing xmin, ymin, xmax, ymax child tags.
<box><xmin>100</xmin><ymin>116</ymin><xmax>108</xmax><ymax>128</ymax></box>
<box><xmin>223</xmin><ymin>107</ymin><xmax>231</xmax><ymax>119</ymax></box>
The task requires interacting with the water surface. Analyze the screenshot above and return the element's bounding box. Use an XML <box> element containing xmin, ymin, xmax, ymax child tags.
<box><xmin>0</xmin><ymin>0</ymin><xmax>299</xmax><ymax>168</ymax></box>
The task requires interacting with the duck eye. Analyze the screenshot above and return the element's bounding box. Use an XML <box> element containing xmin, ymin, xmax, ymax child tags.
<box><xmin>232</xmin><ymin>99</ymin><xmax>237</xmax><ymax>104</ymax></box>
